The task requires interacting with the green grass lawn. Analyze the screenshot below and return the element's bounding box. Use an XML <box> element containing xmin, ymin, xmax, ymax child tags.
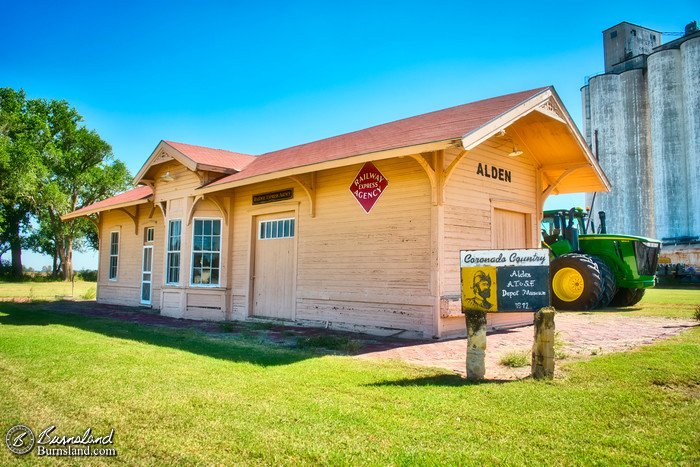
<box><xmin>1</xmin><ymin>290</ymin><xmax>699</xmax><ymax>464</ymax></box>
<box><xmin>600</xmin><ymin>286</ymin><xmax>700</xmax><ymax>318</ymax></box>
<box><xmin>0</xmin><ymin>280</ymin><xmax>96</xmax><ymax>300</ymax></box>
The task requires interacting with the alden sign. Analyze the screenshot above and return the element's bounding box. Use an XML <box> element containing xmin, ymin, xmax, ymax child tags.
<box><xmin>476</xmin><ymin>162</ymin><xmax>511</xmax><ymax>183</ymax></box>
<box><xmin>460</xmin><ymin>249</ymin><xmax>550</xmax><ymax>312</ymax></box>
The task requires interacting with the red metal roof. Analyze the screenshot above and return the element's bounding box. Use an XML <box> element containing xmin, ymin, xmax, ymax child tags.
<box><xmin>164</xmin><ymin>141</ymin><xmax>255</xmax><ymax>172</ymax></box>
<box><xmin>205</xmin><ymin>87</ymin><xmax>549</xmax><ymax>187</ymax></box>
<box><xmin>64</xmin><ymin>186</ymin><xmax>153</xmax><ymax>219</ymax></box>
<box><xmin>66</xmin><ymin>87</ymin><xmax>551</xmax><ymax>218</ymax></box>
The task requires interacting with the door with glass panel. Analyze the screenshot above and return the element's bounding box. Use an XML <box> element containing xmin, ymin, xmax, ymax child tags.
<box><xmin>141</xmin><ymin>246</ymin><xmax>153</xmax><ymax>304</ymax></box>
<box><xmin>252</xmin><ymin>212</ymin><xmax>296</xmax><ymax>319</ymax></box>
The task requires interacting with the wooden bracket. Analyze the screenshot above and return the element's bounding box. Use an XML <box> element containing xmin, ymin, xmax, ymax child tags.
<box><xmin>443</xmin><ymin>149</ymin><xmax>468</xmax><ymax>187</ymax></box>
<box><xmin>140</xmin><ymin>179</ymin><xmax>155</xmax><ymax>191</ymax></box>
<box><xmin>187</xmin><ymin>195</ymin><xmax>204</xmax><ymax>226</ymax></box>
<box><xmin>208</xmin><ymin>196</ymin><xmax>229</xmax><ymax>226</ymax></box>
<box><xmin>542</xmin><ymin>164</ymin><xmax>589</xmax><ymax>199</ymax></box>
<box><xmin>410</xmin><ymin>151</ymin><xmax>447</xmax><ymax>206</ymax></box>
<box><xmin>187</xmin><ymin>195</ymin><xmax>229</xmax><ymax>225</ymax></box>
<box><xmin>86</xmin><ymin>214</ymin><xmax>100</xmax><ymax>229</ymax></box>
<box><xmin>118</xmin><ymin>205</ymin><xmax>139</xmax><ymax>235</ymax></box>
<box><xmin>410</xmin><ymin>153</ymin><xmax>438</xmax><ymax>205</ymax></box>
<box><xmin>289</xmin><ymin>173</ymin><xmax>316</xmax><ymax>217</ymax></box>
<box><xmin>195</xmin><ymin>171</ymin><xmax>210</xmax><ymax>186</ymax></box>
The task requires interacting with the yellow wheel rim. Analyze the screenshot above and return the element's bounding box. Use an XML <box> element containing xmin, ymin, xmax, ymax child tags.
<box><xmin>552</xmin><ymin>267</ymin><xmax>584</xmax><ymax>302</ymax></box>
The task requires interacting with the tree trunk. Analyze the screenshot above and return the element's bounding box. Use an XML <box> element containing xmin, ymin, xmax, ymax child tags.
<box><xmin>56</xmin><ymin>236</ymin><xmax>66</xmax><ymax>280</ymax></box>
<box><xmin>63</xmin><ymin>241</ymin><xmax>73</xmax><ymax>281</ymax></box>
<box><xmin>11</xmin><ymin>241</ymin><xmax>22</xmax><ymax>277</ymax></box>
<box><xmin>52</xmin><ymin>253</ymin><xmax>58</xmax><ymax>276</ymax></box>
<box><xmin>7</xmin><ymin>208</ymin><xmax>23</xmax><ymax>278</ymax></box>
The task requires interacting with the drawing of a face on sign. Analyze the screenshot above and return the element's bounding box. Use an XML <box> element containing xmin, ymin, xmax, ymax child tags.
<box><xmin>350</xmin><ymin>162</ymin><xmax>388</xmax><ymax>213</ymax></box>
<box><xmin>462</xmin><ymin>267</ymin><xmax>498</xmax><ymax>311</ymax></box>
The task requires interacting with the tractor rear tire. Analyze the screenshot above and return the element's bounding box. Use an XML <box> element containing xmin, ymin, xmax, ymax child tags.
<box><xmin>589</xmin><ymin>256</ymin><xmax>616</xmax><ymax>308</ymax></box>
<box><xmin>550</xmin><ymin>253</ymin><xmax>604</xmax><ymax>311</ymax></box>
<box><xmin>610</xmin><ymin>288</ymin><xmax>646</xmax><ymax>307</ymax></box>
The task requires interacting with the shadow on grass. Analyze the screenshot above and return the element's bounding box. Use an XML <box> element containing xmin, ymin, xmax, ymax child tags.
<box><xmin>0</xmin><ymin>301</ymin><xmax>311</xmax><ymax>368</ymax></box>
<box><xmin>368</xmin><ymin>374</ymin><xmax>518</xmax><ymax>387</ymax></box>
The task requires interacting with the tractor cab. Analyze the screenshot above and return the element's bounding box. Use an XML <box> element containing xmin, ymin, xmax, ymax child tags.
<box><xmin>541</xmin><ymin>207</ymin><xmax>605</xmax><ymax>257</ymax></box>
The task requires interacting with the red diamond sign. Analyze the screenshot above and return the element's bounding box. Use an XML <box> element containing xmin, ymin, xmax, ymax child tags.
<box><xmin>350</xmin><ymin>162</ymin><xmax>389</xmax><ymax>213</ymax></box>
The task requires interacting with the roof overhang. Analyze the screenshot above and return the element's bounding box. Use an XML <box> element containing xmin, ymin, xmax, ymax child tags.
<box><xmin>197</xmin><ymin>139</ymin><xmax>457</xmax><ymax>194</ymax></box>
<box><xmin>61</xmin><ymin>195</ymin><xmax>152</xmax><ymax>221</ymax></box>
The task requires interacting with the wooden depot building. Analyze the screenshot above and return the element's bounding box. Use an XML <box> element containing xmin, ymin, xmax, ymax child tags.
<box><xmin>63</xmin><ymin>87</ymin><xmax>610</xmax><ymax>339</ymax></box>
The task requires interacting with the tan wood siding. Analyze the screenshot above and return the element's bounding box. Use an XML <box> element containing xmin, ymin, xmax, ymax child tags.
<box><xmin>97</xmin><ymin>207</ymin><xmax>164</xmax><ymax>308</ymax></box>
<box><xmin>440</xmin><ymin>141</ymin><xmax>539</xmax><ymax>337</ymax></box>
<box><xmin>228</xmin><ymin>157</ymin><xmax>434</xmax><ymax>336</ymax></box>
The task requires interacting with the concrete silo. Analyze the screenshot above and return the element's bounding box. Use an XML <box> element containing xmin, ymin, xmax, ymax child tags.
<box><xmin>582</xmin><ymin>21</ymin><xmax>700</xmax><ymax>267</ymax></box>
<box><xmin>586</xmin><ymin>69</ymin><xmax>654</xmax><ymax>238</ymax></box>
<box><xmin>681</xmin><ymin>37</ymin><xmax>700</xmax><ymax>244</ymax></box>
<box><xmin>648</xmin><ymin>47</ymin><xmax>689</xmax><ymax>241</ymax></box>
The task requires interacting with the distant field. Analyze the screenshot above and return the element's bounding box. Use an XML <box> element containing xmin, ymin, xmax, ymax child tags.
<box><xmin>609</xmin><ymin>287</ymin><xmax>700</xmax><ymax>318</ymax></box>
<box><xmin>0</xmin><ymin>280</ymin><xmax>96</xmax><ymax>300</ymax></box>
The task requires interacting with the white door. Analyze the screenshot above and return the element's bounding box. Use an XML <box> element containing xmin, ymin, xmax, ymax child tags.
<box><xmin>252</xmin><ymin>213</ymin><xmax>296</xmax><ymax>319</ymax></box>
<box><xmin>141</xmin><ymin>246</ymin><xmax>153</xmax><ymax>305</ymax></box>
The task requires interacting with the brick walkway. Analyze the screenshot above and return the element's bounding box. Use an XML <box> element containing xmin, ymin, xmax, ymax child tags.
<box><xmin>356</xmin><ymin>314</ymin><xmax>698</xmax><ymax>380</ymax></box>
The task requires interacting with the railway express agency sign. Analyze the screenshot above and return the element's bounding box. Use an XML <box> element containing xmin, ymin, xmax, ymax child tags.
<box><xmin>460</xmin><ymin>249</ymin><xmax>550</xmax><ymax>312</ymax></box>
<box><xmin>350</xmin><ymin>162</ymin><xmax>388</xmax><ymax>213</ymax></box>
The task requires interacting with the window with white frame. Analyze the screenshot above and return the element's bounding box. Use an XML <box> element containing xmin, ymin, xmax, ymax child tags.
<box><xmin>144</xmin><ymin>226</ymin><xmax>154</xmax><ymax>243</ymax></box>
<box><xmin>259</xmin><ymin>218</ymin><xmax>295</xmax><ymax>240</ymax></box>
<box><xmin>109</xmin><ymin>231</ymin><xmax>119</xmax><ymax>280</ymax></box>
<box><xmin>191</xmin><ymin>219</ymin><xmax>221</xmax><ymax>286</ymax></box>
<box><xmin>166</xmin><ymin>220</ymin><xmax>181</xmax><ymax>285</ymax></box>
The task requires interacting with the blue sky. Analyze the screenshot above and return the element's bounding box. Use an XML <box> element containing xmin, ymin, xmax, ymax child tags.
<box><xmin>1</xmin><ymin>1</ymin><xmax>697</xmax><ymax>270</ymax></box>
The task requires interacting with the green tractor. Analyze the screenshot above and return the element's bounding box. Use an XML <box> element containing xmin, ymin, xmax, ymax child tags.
<box><xmin>542</xmin><ymin>208</ymin><xmax>661</xmax><ymax>310</ymax></box>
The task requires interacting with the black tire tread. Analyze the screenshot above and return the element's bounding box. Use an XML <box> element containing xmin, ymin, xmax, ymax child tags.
<box><xmin>628</xmin><ymin>289</ymin><xmax>646</xmax><ymax>306</ymax></box>
<box><xmin>589</xmin><ymin>256</ymin><xmax>616</xmax><ymax>308</ymax></box>
<box><xmin>609</xmin><ymin>287</ymin><xmax>645</xmax><ymax>307</ymax></box>
<box><xmin>550</xmin><ymin>253</ymin><xmax>604</xmax><ymax>311</ymax></box>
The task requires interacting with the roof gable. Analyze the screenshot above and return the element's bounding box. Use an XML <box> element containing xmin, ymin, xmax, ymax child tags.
<box><xmin>133</xmin><ymin>140</ymin><xmax>256</xmax><ymax>185</ymax></box>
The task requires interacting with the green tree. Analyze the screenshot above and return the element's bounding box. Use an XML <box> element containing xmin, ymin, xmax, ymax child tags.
<box><xmin>0</xmin><ymin>88</ymin><xmax>46</xmax><ymax>277</ymax></box>
<box><xmin>1</xmin><ymin>87</ymin><xmax>132</xmax><ymax>280</ymax></box>
<box><xmin>33</xmin><ymin>99</ymin><xmax>132</xmax><ymax>280</ymax></box>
